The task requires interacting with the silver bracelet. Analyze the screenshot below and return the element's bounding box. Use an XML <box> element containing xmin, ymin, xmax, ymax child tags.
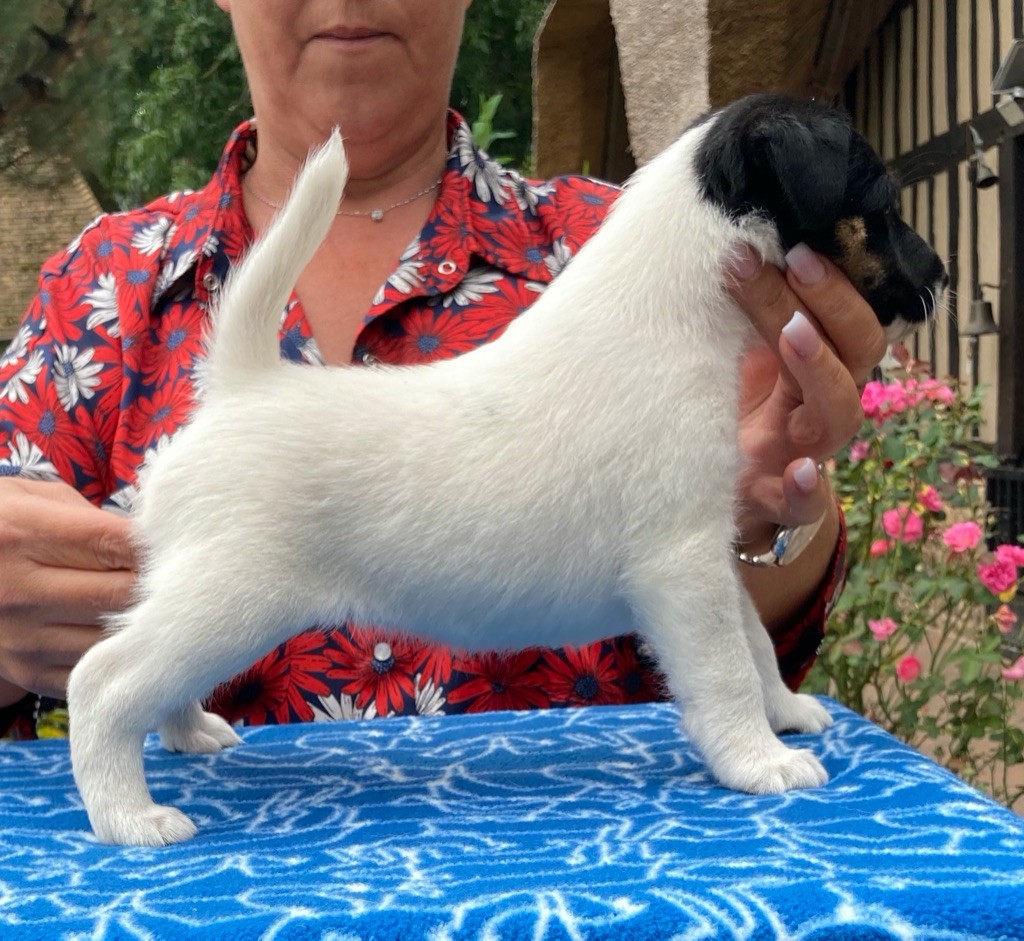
<box><xmin>735</xmin><ymin>510</ymin><xmax>828</xmax><ymax>568</ymax></box>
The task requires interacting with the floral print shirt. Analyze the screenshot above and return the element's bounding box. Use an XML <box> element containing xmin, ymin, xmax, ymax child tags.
<box><xmin>0</xmin><ymin>113</ymin><xmax>845</xmax><ymax>739</ymax></box>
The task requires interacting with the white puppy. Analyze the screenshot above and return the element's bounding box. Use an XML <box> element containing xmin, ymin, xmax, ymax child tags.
<box><xmin>67</xmin><ymin>94</ymin><xmax>945</xmax><ymax>846</ymax></box>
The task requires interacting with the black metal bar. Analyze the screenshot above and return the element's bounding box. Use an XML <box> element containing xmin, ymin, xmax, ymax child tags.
<box><xmin>946</xmin><ymin>0</ymin><xmax>961</xmax><ymax>378</ymax></box>
<box><xmin>997</xmin><ymin>136</ymin><xmax>1024</xmax><ymax>460</ymax></box>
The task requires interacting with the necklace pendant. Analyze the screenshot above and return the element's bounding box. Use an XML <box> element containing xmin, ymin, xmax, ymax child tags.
<box><xmin>370</xmin><ymin>209</ymin><xmax>385</xmax><ymax>222</ymax></box>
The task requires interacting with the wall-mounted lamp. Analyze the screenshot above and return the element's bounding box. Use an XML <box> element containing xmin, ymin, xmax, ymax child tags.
<box><xmin>967</xmin><ymin>125</ymin><xmax>999</xmax><ymax>188</ymax></box>
<box><xmin>993</xmin><ymin>39</ymin><xmax>1024</xmax><ymax>127</ymax></box>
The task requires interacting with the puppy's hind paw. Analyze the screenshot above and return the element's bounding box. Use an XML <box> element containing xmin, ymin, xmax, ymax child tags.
<box><xmin>160</xmin><ymin>709</ymin><xmax>242</xmax><ymax>755</ymax></box>
<box><xmin>714</xmin><ymin>744</ymin><xmax>828</xmax><ymax>795</ymax></box>
<box><xmin>91</xmin><ymin>803</ymin><xmax>198</xmax><ymax>847</ymax></box>
<box><xmin>768</xmin><ymin>693</ymin><xmax>834</xmax><ymax>736</ymax></box>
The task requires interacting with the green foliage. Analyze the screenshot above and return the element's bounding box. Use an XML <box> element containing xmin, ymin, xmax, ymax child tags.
<box><xmin>470</xmin><ymin>93</ymin><xmax>516</xmax><ymax>165</ymax></box>
<box><xmin>807</xmin><ymin>359</ymin><xmax>1024</xmax><ymax>809</ymax></box>
<box><xmin>0</xmin><ymin>0</ymin><xmax>548</xmax><ymax>207</ymax></box>
<box><xmin>452</xmin><ymin>0</ymin><xmax>548</xmax><ymax>167</ymax></box>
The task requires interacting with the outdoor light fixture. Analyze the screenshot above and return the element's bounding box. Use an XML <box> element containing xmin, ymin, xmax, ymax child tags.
<box><xmin>967</xmin><ymin>125</ymin><xmax>999</xmax><ymax>188</ymax></box>
<box><xmin>992</xmin><ymin>38</ymin><xmax>1024</xmax><ymax>127</ymax></box>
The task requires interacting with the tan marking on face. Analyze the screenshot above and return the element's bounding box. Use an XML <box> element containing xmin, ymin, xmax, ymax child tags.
<box><xmin>836</xmin><ymin>217</ymin><xmax>885</xmax><ymax>290</ymax></box>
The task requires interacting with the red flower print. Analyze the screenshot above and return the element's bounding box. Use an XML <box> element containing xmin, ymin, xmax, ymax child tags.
<box><xmin>418</xmin><ymin>642</ymin><xmax>454</xmax><ymax>687</ymax></box>
<box><xmin>7</xmin><ymin>380</ymin><xmax>95</xmax><ymax>483</ymax></box>
<box><xmin>143</xmin><ymin>302</ymin><xmax>208</xmax><ymax>387</ymax></box>
<box><xmin>447</xmin><ymin>649</ymin><xmax>550</xmax><ymax>713</ymax></box>
<box><xmin>473</xmin><ymin>214</ymin><xmax>550</xmax><ymax>280</ymax></box>
<box><xmin>539</xmin><ymin>643</ymin><xmax>625</xmax><ymax>707</ymax></box>
<box><xmin>367</xmin><ymin>307</ymin><xmax>498</xmax><ymax>365</ymax></box>
<box><xmin>325</xmin><ymin>626</ymin><xmax>422</xmax><ymax>716</ymax></box>
<box><xmin>127</xmin><ymin>380</ymin><xmax>195</xmax><ymax>449</ymax></box>
<box><xmin>543</xmin><ymin>176</ymin><xmax>618</xmax><ymax>250</ymax></box>
<box><xmin>614</xmin><ymin>637</ymin><xmax>665</xmax><ymax>704</ymax></box>
<box><xmin>425</xmin><ymin>172</ymin><xmax>474</xmax><ymax>260</ymax></box>
<box><xmin>208</xmin><ymin>631</ymin><xmax>331</xmax><ymax>725</ymax></box>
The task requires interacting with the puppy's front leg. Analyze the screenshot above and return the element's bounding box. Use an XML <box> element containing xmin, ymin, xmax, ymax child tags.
<box><xmin>737</xmin><ymin>591</ymin><xmax>833</xmax><ymax>736</ymax></box>
<box><xmin>629</xmin><ymin>551</ymin><xmax>828</xmax><ymax>794</ymax></box>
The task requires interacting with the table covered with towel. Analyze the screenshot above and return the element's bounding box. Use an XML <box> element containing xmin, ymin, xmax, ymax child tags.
<box><xmin>1</xmin><ymin>698</ymin><xmax>1023</xmax><ymax>939</ymax></box>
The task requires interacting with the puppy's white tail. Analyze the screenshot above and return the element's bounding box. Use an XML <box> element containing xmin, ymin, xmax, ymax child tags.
<box><xmin>201</xmin><ymin>130</ymin><xmax>348</xmax><ymax>387</ymax></box>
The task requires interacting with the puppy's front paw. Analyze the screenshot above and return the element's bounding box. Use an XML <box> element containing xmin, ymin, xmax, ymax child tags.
<box><xmin>160</xmin><ymin>709</ymin><xmax>242</xmax><ymax>754</ymax></box>
<box><xmin>713</xmin><ymin>743</ymin><xmax>828</xmax><ymax>794</ymax></box>
<box><xmin>767</xmin><ymin>692</ymin><xmax>834</xmax><ymax>736</ymax></box>
<box><xmin>91</xmin><ymin>803</ymin><xmax>198</xmax><ymax>847</ymax></box>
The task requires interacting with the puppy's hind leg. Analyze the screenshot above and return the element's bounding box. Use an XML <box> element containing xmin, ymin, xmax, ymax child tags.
<box><xmin>159</xmin><ymin>700</ymin><xmax>242</xmax><ymax>755</ymax></box>
<box><xmin>68</xmin><ymin>577</ymin><xmax>292</xmax><ymax>846</ymax></box>
<box><xmin>738</xmin><ymin>590</ymin><xmax>833</xmax><ymax>736</ymax></box>
<box><xmin>629</xmin><ymin>550</ymin><xmax>828</xmax><ymax>794</ymax></box>
<box><xmin>68</xmin><ymin>603</ymin><xmax>203</xmax><ymax>847</ymax></box>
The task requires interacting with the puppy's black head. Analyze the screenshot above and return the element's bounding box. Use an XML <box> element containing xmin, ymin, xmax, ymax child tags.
<box><xmin>695</xmin><ymin>94</ymin><xmax>947</xmax><ymax>338</ymax></box>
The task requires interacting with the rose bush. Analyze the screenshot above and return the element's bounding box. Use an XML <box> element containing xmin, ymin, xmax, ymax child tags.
<box><xmin>806</xmin><ymin>355</ymin><xmax>1024</xmax><ymax>810</ymax></box>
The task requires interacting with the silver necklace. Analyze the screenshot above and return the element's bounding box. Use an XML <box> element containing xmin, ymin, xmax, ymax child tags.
<box><xmin>243</xmin><ymin>174</ymin><xmax>443</xmax><ymax>222</ymax></box>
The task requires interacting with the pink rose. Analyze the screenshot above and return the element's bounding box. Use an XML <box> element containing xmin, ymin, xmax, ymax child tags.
<box><xmin>868</xmin><ymin>617</ymin><xmax>898</xmax><ymax>641</ymax></box>
<box><xmin>850</xmin><ymin>440</ymin><xmax>870</xmax><ymax>463</ymax></box>
<box><xmin>977</xmin><ymin>558</ymin><xmax>1019</xmax><ymax>596</ymax></box>
<box><xmin>942</xmin><ymin>521</ymin><xmax>983</xmax><ymax>553</ymax></box>
<box><xmin>896</xmin><ymin>655</ymin><xmax>921</xmax><ymax>683</ymax></box>
<box><xmin>1002</xmin><ymin>656</ymin><xmax>1024</xmax><ymax>682</ymax></box>
<box><xmin>996</xmin><ymin>544</ymin><xmax>1024</xmax><ymax>568</ymax></box>
<box><xmin>860</xmin><ymin>382</ymin><xmax>887</xmax><ymax>421</ymax></box>
<box><xmin>917</xmin><ymin>486</ymin><xmax>943</xmax><ymax>512</ymax></box>
<box><xmin>869</xmin><ymin>539</ymin><xmax>892</xmax><ymax>557</ymax></box>
<box><xmin>883</xmin><ymin>507</ymin><xmax>924</xmax><ymax>543</ymax></box>
<box><xmin>922</xmin><ymin>380</ymin><xmax>956</xmax><ymax>406</ymax></box>
<box><xmin>994</xmin><ymin>604</ymin><xmax>1018</xmax><ymax>635</ymax></box>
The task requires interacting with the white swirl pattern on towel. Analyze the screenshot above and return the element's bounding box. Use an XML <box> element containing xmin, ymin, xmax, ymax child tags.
<box><xmin>0</xmin><ymin>700</ymin><xmax>1022</xmax><ymax>940</ymax></box>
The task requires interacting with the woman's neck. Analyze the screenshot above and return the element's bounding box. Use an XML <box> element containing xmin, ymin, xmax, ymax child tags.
<box><xmin>243</xmin><ymin>115</ymin><xmax>449</xmax><ymax>219</ymax></box>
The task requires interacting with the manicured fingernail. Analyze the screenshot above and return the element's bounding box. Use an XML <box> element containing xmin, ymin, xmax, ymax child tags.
<box><xmin>785</xmin><ymin>243</ymin><xmax>825</xmax><ymax>285</ymax></box>
<box><xmin>781</xmin><ymin>310</ymin><xmax>822</xmax><ymax>359</ymax></box>
<box><xmin>794</xmin><ymin>457</ymin><xmax>820</xmax><ymax>493</ymax></box>
<box><xmin>729</xmin><ymin>244</ymin><xmax>762</xmax><ymax>281</ymax></box>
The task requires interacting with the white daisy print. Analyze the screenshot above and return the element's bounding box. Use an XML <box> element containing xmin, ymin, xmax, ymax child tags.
<box><xmin>2</xmin><ymin>348</ymin><xmax>44</xmax><ymax>404</ymax></box>
<box><xmin>84</xmin><ymin>272</ymin><xmax>120</xmax><ymax>337</ymax></box>
<box><xmin>311</xmin><ymin>693</ymin><xmax>379</xmax><ymax>722</ymax></box>
<box><xmin>454</xmin><ymin>123</ymin><xmax>509</xmax><ymax>205</ymax></box>
<box><xmin>154</xmin><ymin>249</ymin><xmax>198</xmax><ymax>302</ymax></box>
<box><xmin>441</xmin><ymin>265</ymin><xmax>503</xmax><ymax>307</ymax></box>
<box><xmin>414</xmin><ymin>674</ymin><xmax>446</xmax><ymax>717</ymax></box>
<box><xmin>131</xmin><ymin>216</ymin><xmax>173</xmax><ymax>256</ymax></box>
<box><xmin>53</xmin><ymin>345</ymin><xmax>103</xmax><ymax>410</ymax></box>
<box><xmin>509</xmin><ymin>172</ymin><xmax>556</xmax><ymax>215</ymax></box>
<box><xmin>0</xmin><ymin>432</ymin><xmax>58</xmax><ymax>479</ymax></box>
<box><xmin>545</xmin><ymin>237</ymin><xmax>575</xmax><ymax>278</ymax></box>
<box><xmin>1</xmin><ymin>323</ymin><xmax>33</xmax><ymax>369</ymax></box>
<box><xmin>374</xmin><ymin>239</ymin><xmax>425</xmax><ymax>304</ymax></box>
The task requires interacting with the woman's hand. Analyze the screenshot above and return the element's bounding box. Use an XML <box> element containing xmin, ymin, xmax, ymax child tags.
<box><xmin>726</xmin><ymin>242</ymin><xmax>887</xmax><ymax>632</ymax></box>
<box><xmin>0</xmin><ymin>478</ymin><xmax>137</xmax><ymax>705</ymax></box>
<box><xmin>728</xmin><ymin>242</ymin><xmax>887</xmax><ymax>549</ymax></box>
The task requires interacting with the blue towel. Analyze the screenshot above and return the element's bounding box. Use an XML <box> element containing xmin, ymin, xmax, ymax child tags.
<box><xmin>1</xmin><ymin>699</ymin><xmax>1022</xmax><ymax>939</ymax></box>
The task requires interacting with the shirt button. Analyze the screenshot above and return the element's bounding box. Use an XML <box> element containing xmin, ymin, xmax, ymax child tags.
<box><xmin>373</xmin><ymin>642</ymin><xmax>392</xmax><ymax>662</ymax></box>
<box><xmin>202</xmin><ymin>272</ymin><xmax>221</xmax><ymax>292</ymax></box>
<box><xmin>437</xmin><ymin>260</ymin><xmax>457</xmax><ymax>276</ymax></box>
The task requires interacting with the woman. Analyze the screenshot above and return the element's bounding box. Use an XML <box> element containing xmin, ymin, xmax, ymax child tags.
<box><xmin>0</xmin><ymin>0</ymin><xmax>883</xmax><ymax>737</ymax></box>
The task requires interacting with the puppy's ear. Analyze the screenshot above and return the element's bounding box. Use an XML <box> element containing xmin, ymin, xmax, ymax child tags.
<box><xmin>754</xmin><ymin>114</ymin><xmax>851</xmax><ymax>230</ymax></box>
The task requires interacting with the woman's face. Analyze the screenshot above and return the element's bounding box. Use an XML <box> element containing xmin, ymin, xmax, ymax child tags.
<box><xmin>216</xmin><ymin>0</ymin><xmax>471</xmax><ymax>165</ymax></box>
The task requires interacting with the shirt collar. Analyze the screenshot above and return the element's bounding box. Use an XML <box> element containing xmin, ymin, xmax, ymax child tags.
<box><xmin>165</xmin><ymin>110</ymin><xmax>556</xmax><ymax>305</ymax></box>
